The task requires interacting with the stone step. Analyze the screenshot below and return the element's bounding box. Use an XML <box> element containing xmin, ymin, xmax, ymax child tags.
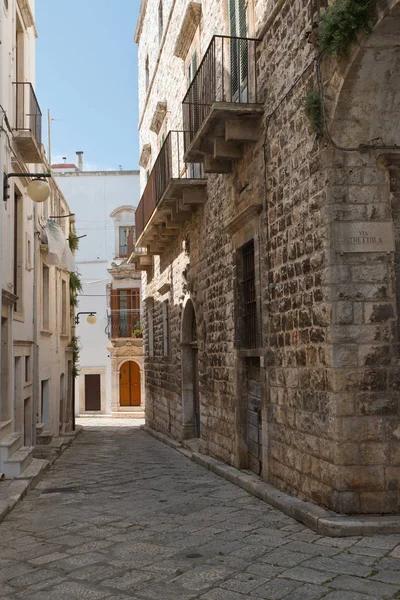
<box><xmin>3</xmin><ymin>446</ymin><xmax>34</xmax><ymax>478</ymax></box>
<box><xmin>0</xmin><ymin>433</ymin><xmax>23</xmax><ymax>460</ymax></box>
<box><xmin>0</xmin><ymin>420</ymin><xmax>12</xmax><ymax>438</ymax></box>
<box><xmin>15</xmin><ymin>458</ymin><xmax>49</xmax><ymax>483</ymax></box>
<box><xmin>36</xmin><ymin>432</ymin><xmax>53</xmax><ymax>446</ymax></box>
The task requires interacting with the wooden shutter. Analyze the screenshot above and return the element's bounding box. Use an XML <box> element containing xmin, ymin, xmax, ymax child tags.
<box><xmin>110</xmin><ymin>288</ymin><xmax>119</xmax><ymax>338</ymax></box>
<box><xmin>229</xmin><ymin>0</ymin><xmax>248</xmax><ymax>101</ymax></box>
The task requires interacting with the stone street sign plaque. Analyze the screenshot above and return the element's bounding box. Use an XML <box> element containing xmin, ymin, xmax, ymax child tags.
<box><xmin>335</xmin><ymin>222</ymin><xmax>395</xmax><ymax>253</ymax></box>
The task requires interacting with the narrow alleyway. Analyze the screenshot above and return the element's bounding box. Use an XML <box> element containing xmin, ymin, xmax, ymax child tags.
<box><xmin>1</xmin><ymin>425</ymin><xmax>400</xmax><ymax>600</ymax></box>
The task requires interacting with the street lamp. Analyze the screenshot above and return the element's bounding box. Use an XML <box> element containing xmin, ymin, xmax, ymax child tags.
<box><xmin>3</xmin><ymin>173</ymin><xmax>52</xmax><ymax>203</ymax></box>
<box><xmin>75</xmin><ymin>312</ymin><xmax>97</xmax><ymax>325</ymax></box>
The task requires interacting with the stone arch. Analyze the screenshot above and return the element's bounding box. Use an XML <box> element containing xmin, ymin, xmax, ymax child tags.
<box><xmin>324</xmin><ymin>1</ymin><xmax>400</xmax><ymax>148</ymax></box>
<box><xmin>181</xmin><ymin>297</ymin><xmax>200</xmax><ymax>439</ymax></box>
<box><xmin>324</xmin><ymin>2</ymin><xmax>400</xmax><ymax>514</ymax></box>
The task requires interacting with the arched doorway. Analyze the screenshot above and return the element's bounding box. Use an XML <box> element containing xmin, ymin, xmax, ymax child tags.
<box><xmin>181</xmin><ymin>299</ymin><xmax>200</xmax><ymax>438</ymax></box>
<box><xmin>119</xmin><ymin>361</ymin><xmax>141</xmax><ymax>407</ymax></box>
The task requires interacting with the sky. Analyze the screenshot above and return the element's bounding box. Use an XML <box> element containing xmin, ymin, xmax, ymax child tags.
<box><xmin>35</xmin><ymin>0</ymin><xmax>141</xmax><ymax>171</ymax></box>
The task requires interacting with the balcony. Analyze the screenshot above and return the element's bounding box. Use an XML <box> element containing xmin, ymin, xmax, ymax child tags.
<box><xmin>135</xmin><ymin>130</ymin><xmax>206</xmax><ymax>254</ymax></box>
<box><xmin>13</xmin><ymin>83</ymin><xmax>43</xmax><ymax>163</ymax></box>
<box><xmin>108</xmin><ymin>309</ymin><xmax>142</xmax><ymax>340</ymax></box>
<box><xmin>182</xmin><ymin>35</ymin><xmax>263</xmax><ymax>173</ymax></box>
<box><xmin>127</xmin><ymin>229</ymin><xmax>152</xmax><ymax>272</ymax></box>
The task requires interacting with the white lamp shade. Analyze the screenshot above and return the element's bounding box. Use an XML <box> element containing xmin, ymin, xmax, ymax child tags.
<box><xmin>27</xmin><ymin>178</ymin><xmax>51</xmax><ymax>203</ymax></box>
<box><xmin>87</xmin><ymin>314</ymin><xmax>97</xmax><ymax>325</ymax></box>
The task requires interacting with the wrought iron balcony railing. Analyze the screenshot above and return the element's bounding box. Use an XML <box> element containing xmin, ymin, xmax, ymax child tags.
<box><xmin>135</xmin><ymin>130</ymin><xmax>205</xmax><ymax>242</ymax></box>
<box><xmin>13</xmin><ymin>82</ymin><xmax>42</xmax><ymax>147</ymax></box>
<box><xmin>182</xmin><ymin>35</ymin><xmax>260</xmax><ymax>148</ymax></box>
<box><xmin>108</xmin><ymin>309</ymin><xmax>142</xmax><ymax>339</ymax></box>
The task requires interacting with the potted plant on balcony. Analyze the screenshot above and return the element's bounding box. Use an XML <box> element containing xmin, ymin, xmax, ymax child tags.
<box><xmin>133</xmin><ymin>321</ymin><xmax>143</xmax><ymax>339</ymax></box>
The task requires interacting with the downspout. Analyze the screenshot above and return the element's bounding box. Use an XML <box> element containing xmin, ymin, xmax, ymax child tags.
<box><xmin>32</xmin><ymin>203</ymin><xmax>39</xmax><ymax>445</ymax></box>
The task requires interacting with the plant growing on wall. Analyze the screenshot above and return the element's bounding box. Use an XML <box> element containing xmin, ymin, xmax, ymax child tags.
<box><xmin>69</xmin><ymin>271</ymin><xmax>83</xmax><ymax>308</ymax></box>
<box><xmin>318</xmin><ymin>0</ymin><xmax>372</xmax><ymax>56</ymax></box>
<box><xmin>69</xmin><ymin>336</ymin><xmax>81</xmax><ymax>377</ymax></box>
<box><xmin>133</xmin><ymin>321</ymin><xmax>143</xmax><ymax>339</ymax></box>
<box><xmin>68</xmin><ymin>230</ymin><xmax>80</xmax><ymax>252</ymax></box>
<box><xmin>305</xmin><ymin>90</ymin><xmax>323</xmax><ymax>137</ymax></box>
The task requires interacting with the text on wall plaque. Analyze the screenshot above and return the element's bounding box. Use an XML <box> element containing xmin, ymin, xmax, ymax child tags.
<box><xmin>335</xmin><ymin>222</ymin><xmax>395</xmax><ymax>253</ymax></box>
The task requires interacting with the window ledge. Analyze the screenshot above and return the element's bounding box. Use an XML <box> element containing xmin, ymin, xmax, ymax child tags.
<box><xmin>40</xmin><ymin>329</ymin><xmax>53</xmax><ymax>337</ymax></box>
<box><xmin>238</xmin><ymin>349</ymin><xmax>263</xmax><ymax>358</ymax></box>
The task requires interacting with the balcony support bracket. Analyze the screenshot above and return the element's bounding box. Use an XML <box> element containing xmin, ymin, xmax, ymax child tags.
<box><xmin>214</xmin><ymin>138</ymin><xmax>243</xmax><ymax>160</ymax></box>
<box><xmin>225</xmin><ymin>118</ymin><xmax>262</xmax><ymax>143</ymax></box>
<box><xmin>204</xmin><ymin>155</ymin><xmax>232</xmax><ymax>174</ymax></box>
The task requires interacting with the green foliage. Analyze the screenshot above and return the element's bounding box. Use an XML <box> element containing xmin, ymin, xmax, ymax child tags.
<box><xmin>68</xmin><ymin>231</ymin><xmax>80</xmax><ymax>252</ymax></box>
<box><xmin>305</xmin><ymin>90</ymin><xmax>323</xmax><ymax>136</ymax></box>
<box><xmin>318</xmin><ymin>0</ymin><xmax>372</xmax><ymax>56</ymax></box>
<box><xmin>69</xmin><ymin>271</ymin><xmax>83</xmax><ymax>308</ymax></box>
<box><xmin>133</xmin><ymin>321</ymin><xmax>143</xmax><ymax>339</ymax></box>
<box><xmin>69</xmin><ymin>336</ymin><xmax>81</xmax><ymax>378</ymax></box>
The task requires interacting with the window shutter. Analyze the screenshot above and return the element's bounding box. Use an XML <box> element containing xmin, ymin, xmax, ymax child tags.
<box><xmin>110</xmin><ymin>289</ymin><xmax>119</xmax><ymax>338</ymax></box>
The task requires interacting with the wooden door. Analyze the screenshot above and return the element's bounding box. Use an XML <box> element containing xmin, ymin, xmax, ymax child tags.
<box><xmin>85</xmin><ymin>374</ymin><xmax>101</xmax><ymax>411</ymax></box>
<box><xmin>120</xmin><ymin>361</ymin><xmax>141</xmax><ymax>407</ymax></box>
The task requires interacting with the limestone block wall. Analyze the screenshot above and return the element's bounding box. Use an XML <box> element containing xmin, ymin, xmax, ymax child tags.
<box><xmin>138</xmin><ymin>0</ymin><xmax>400</xmax><ymax>514</ymax></box>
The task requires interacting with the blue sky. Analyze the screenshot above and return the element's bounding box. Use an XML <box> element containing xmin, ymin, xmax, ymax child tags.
<box><xmin>36</xmin><ymin>0</ymin><xmax>140</xmax><ymax>171</ymax></box>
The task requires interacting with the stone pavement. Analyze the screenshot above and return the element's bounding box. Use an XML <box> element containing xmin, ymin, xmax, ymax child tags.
<box><xmin>1</xmin><ymin>425</ymin><xmax>400</xmax><ymax>599</ymax></box>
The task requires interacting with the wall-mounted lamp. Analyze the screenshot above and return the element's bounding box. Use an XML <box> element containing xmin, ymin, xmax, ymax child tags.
<box><xmin>75</xmin><ymin>312</ymin><xmax>97</xmax><ymax>325</ymax></box>
<box><xmin>4</xmin><ymin>173</ymin><xmax>52</xmax><ymax>203</ymax></box>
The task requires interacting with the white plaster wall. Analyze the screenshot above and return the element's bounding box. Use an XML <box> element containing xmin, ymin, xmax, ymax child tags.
<box><xmin>54</xmin><ymin>171</ymin><xmax>141</xmax><ymax>415</ymax></box>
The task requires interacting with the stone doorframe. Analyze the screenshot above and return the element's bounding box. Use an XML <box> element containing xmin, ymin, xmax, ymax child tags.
<box><xmin>110</xmin><ymin>354</ymin><xmax>145</xmax><ymax>413</ymax></box>
<box><xmin>225</xmin><ymin>201</ymin><xmax>268</xmax><ymax>477</ymax></box>
<box><xmin>78</xmin><ymin>367</ymin><xmax>107</xmax><ymax>415</ymax></box>
<box><xmin>180</xmin><ymin>296</ymin><xmax>200</xmax><ymax>439</ymax></box>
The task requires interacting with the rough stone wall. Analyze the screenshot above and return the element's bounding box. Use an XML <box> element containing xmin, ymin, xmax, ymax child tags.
<box><xmin>138</xmin><ymin>0</ymin><xmax>400</xmax><ymax>514</ymax></box>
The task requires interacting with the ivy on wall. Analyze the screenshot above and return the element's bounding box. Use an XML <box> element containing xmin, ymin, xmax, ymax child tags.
<box><xmin>69</xmin><ymin>336</ymin><xmax>81</xmax><ymax>378</ymax></box>
<box><xmin>318</xmin><ymin>0</ymin><xmax>372</xmax><ymax>56</ymax></box>
<box><xmin>69</xmin><ymin>271</ymin><xmax>83</xmax><ymax>308</ymax></box>
<box><xmin>305</xmin><ymin>90</ymin><xmax>324</xmax><ymax>137</ymax></box>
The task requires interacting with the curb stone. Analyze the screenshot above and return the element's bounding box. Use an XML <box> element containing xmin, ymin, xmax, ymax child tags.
<box><xmin>0</xmin><ymin>425</ymin><xmax>83</xmax><ymax>525</ymax></box>
<box><xmin>143</xmin><ymin>425</ymin><xmax>400</xmax><ymax>537</ymax></box>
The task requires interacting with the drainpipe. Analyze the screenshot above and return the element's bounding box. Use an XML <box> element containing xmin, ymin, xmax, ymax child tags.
<box><xmin>32</xmin><ymin>203</ymin><xmax>39</xmax><ymax>445</ymax></box>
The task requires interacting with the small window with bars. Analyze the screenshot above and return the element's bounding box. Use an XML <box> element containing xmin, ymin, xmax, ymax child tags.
<box><xmin>240</xmin><ymin>239</ymin><xmax>257</xmax><ymax>349</ymax></box>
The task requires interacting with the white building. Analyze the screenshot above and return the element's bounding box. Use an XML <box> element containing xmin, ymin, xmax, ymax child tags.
<box><xmin>0</xmin><ymin>0</ymin><xmax>75</xmax><ymax>479</ymax></box>
<box><xmin>53</xmin><ymin>159</ymin><xmax>144</xmax><ymax>417</ymax></box>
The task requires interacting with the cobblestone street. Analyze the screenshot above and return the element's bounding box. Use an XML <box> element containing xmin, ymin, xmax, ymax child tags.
<box><xmin>1</xmin><ymin>424</ymin><xmax>400</xmax><ymax>599</ymax></box>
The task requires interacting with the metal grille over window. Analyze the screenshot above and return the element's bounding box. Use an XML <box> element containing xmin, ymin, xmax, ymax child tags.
<box><xmin>241</xmin><ymin>240</ymin><xmax>257</xmax><ymax>349</ymax></box>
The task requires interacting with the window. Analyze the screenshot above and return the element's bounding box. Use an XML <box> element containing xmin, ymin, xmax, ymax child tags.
<box><xmin>61</xmin><ymin>279</ymin><xmax>67</xmax><ymax>334</ymax></box>
<box><xmin>145</xmin><ymin>55</ymin><xmax>150</xmax><ymax>91</ymax></box>
<box><xmin>162</xmin><ymin>300</ymin><xmax>170</xmax><ymax>357</ymax></box>
<box><xmin>158</xmin><ymin>0</ymin><xmax>163</xmax><ymax>44</ymax></box>
<box><xmin>119</xmin><ymin>226</ymin><xmax>129</xmax><ymax>257</ymax></box>
<box><xmin>229</xmin><ymin>0</ymin><xmax>249</xmax><ymax>102</ymax></box>
<box><xmin>25</xmin><ymin>355</ymin><xmax>30</xmax><ymax>383</ymax></box>
<box><xmin>147</xmin><ymin>307</ymin><xmax>154</xmax><ymax>357</ymax></box>
<box><xmin>240</xmin><ymin>240</ymin><xmax>257</xmax><ymax>349</ymax></box>
<box><xmin>110</xmin><ymin>288</ymin><xmax>140</xmax><ymax>338</ymax></box>
<box><xmin>187</xmin><ymin>50</ymin><xmax>198</xmax><ymax>85</ymax></box>
<box><xmin>42</xmin><ymin>265</ymin><xmax>50</xmax><ymax>330</ymax></box>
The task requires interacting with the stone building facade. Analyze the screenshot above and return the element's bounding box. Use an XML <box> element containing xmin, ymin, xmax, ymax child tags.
<box><xmin>0</xmin><ymin>0</ymin><xmax>74</xmax><ymax>479</ymax></box>
<box><xmin>135</xmin><ymin>0</ymin><xmax>400</xmax><ymax>515</ymax></box>
<box><xmin>54</xmin><ymin>165</ymin><xmax>144</xmax><ymax>418</ymax></box>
